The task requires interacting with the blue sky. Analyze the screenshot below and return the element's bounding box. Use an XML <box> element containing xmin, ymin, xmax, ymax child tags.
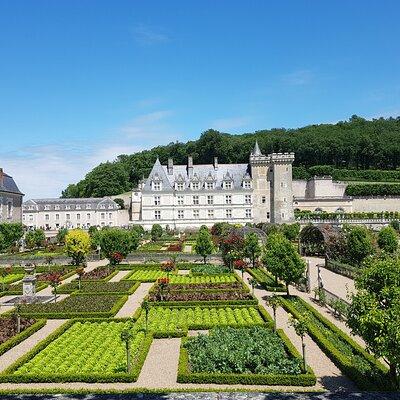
<box><xmin>1</xmin><ymin>0</ymin><xmax>400</xmax><ymax>198</ymax></box>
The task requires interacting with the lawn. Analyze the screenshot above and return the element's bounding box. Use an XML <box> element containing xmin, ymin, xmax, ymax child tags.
<box><xmin>5</xmin><ymin>320</ymin><xmax>151</xmax><ymax>382</ymax></box>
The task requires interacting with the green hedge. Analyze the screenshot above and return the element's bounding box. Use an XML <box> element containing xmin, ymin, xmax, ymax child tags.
<box><xmin>246</xmin><ymin>268</ymin><xmax>286</xmax><ymax>292</ymax></box>
<box><xmin>116</xmin><ymin>263</ymin><xmax>161</xmax><ymax>271</ymax></box>
<box><xmin>177</xmin><ymin>330</ymin><xmax>316</xmax><ymax>386</ymax></box>
<box><xmin>147</xmin><ymin>299</ymin><xmax>259</xmax><ymax>307</ymax></box>
<box><xmin>0</xmin><ymin>319</ymin><xmax>153</xmax><ymax>383</ymax></box>
<box><xmin>280</xmin><ymin>296</ymin><xmax>391</xmax><ymax>391</ymax></box>
<box><xmin>295</xmin><ymin>210</ymin><xmax>400</xmax><ymax>221</ymax></box>
<box><xmin>0</xmin><ymin>319</ymin><xmax>46</xmax><ymax>357</ymax></box>
<box><xmin>325</xmin><ymin>260</ymin><xmax>359</xmax><ymax>279</ymax></box>
<box><xmin>345</xmin><ymin>183</ymin><xmax>400</xmax><ymax>197</ymax></box>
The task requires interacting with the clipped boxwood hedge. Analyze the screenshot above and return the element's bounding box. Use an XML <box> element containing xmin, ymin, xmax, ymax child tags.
<box><xmin>246</xmin><ymin>268</ymin><xmax>286</xmax><ymax>292</ymax></box>
<box><xmin>177</xmin><ymin>328</ymin><xmax>316</xmax><ymax>386</ymax></box>
<box><xmin>280</xmin><ymin>296</ymin><xmax>391</xmax><ymax>391</ymax></box>
<box><xmin>57</xmin><ymin>280</ymin><xmax>140</xmax><ymax>295</ymax></box>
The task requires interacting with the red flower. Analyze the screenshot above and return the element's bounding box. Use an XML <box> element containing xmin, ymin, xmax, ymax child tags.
<box><xmin>233</xmin><ymin>259</ymin><xmax>247</xmax><ymax>269</ymax></box>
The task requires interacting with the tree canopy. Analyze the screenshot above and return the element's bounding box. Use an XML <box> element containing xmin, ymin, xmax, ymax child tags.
<box><xmin>61</xmin><ymin>116</ymin><xmax>400</xmax><ymax>198</ymax></box>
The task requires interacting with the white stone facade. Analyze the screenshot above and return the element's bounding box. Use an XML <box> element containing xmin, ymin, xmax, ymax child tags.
<box><xmin>22</xmin><ymin>197</ymin><xmax>121</xmax><ymax>231</ymax></box>
<box><xmin>131</xmin><ymin>143</ymin><xmax>295</xmax><ymax>230</ymax></box>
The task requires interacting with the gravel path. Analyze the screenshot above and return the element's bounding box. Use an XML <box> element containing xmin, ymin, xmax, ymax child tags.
<box><xmin>115</xmin><ymin>282</ymin><xmax>153</xmax><ymax>318</ymax></box>
<box><xmin>0</xmin><ymin>319</ymin><xmax>65</xmax><ymax>373</ymax></box>
<box><xmin>109</xmin><ymin>271</ymin><xmax>131</xmax><ymax>282</ymax></box>
<box><xmin>243</xmin><ymin>272</ymin><xmax>357</xmax><ymax>392</ymax></box>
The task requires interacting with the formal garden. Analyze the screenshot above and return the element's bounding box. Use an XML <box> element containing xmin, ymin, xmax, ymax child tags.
<box><xmin>0</xmin><ymin>220</ymin><xmax>399</xmax><ymax>394</ymax></box>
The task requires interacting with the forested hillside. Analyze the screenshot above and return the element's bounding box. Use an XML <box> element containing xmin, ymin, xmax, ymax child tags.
<box><xmin>61</xmin><ymin>115</ymin><xmax>400</xmax><ymax>198</ymax></box>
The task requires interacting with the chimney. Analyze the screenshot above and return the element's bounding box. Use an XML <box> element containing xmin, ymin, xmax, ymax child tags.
<box><xmin>0</xmin><ymin>168</ymin><xmax>3</xmax><ymax>186</ymax></box>
<box><xmin>167</xmin><ymin>158</ymin><xmax>173</xmax><ymax>175</ymax></box>
<box><xmin>214</xmin><ymin>157</ymin><xmax>218</xmax><ymax>170</ymax></box>
<box><xmin>187</xmin><ymin>156</ymin><xmax>193</xmax><ymax>178</ymax></box>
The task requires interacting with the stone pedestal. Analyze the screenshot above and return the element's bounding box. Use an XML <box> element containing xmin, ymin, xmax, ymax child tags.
<box><xmin>22</xmin><ymin>275</ymin><xmax>37</xmax><ymax>298</ymax></box>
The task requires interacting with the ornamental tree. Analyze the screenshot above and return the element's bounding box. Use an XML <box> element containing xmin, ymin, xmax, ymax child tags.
<box><xmin>377</xmin><ymin>226</ymin><xmax>398</xmax><ymax>254</ymax></box>
<box><xmin>266</xmin><ymin>294</ymin><xmax>281</xmax><ymax>332</ymax></box>
<box><xmin>345</xmin><ymin>226</ymin><xmax>375</xmax><ymax>265</ymax></box>
<box><xmin>289</xmin><ymin>316</ymin><xmax>308</xmax><ymax>373</ymax></box>
<box><xmin>56</xmin><ymin>228</ymin><xmax>68</xmax><ymax>245</ymax></box>
<box><xmin>0</xmin><ymin>223</ymin><xmax>24</xmax><ymax>252</ymax></box>
<box><xmin>65</xmin><ymin>229</ymin><xmax>91</xmax><ymax>265</ymax></box>
<box><xmin>243</xmin><ymin>232</ymin><xmax>261</xmax><ymax>268</ymax></box>
<box><xmin>151</xmin><ymin>224</ymin><xmax>163</xmax><ymax>242</ymax></box>
<box><xmin>347</xmin><ymin>257</ymin><xmax>400</xmax><ymax>388</ymax></box>
<box><xmin>194</xmin><ymin>226</ymin><xmax>214</xmax><ymax>264</ymax></box>
<box><xmin>262</xmin><ymin>233</ymin><xmax>306</xmax><ymax>295</ymax></box>
<box><xmin>98</xmin><ymin>228</ymin><xmax>134</xmax><ymax>265</ymax></box>
<box><xmin>25</xmin><ymin>229</ymin><xmax>46</xmax><ymax>249</ymax></box>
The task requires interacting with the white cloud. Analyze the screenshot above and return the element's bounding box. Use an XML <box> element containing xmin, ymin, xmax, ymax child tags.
<box><xmin>2</xmin><ymin>110</ymin><xmax>181</xmax><ymax>199</ymax></box>
<box><xmin>281</xmin><ymin>69</ymin><xmax>314</xmax><ymax>86</ymax></box>
<box><xmin>133</xmin><ymin>24</ymin><xmax>170</xmax><ymax>46</ymax></box>
<box><xmin>210</xmin><ymin>116</ymin><xmax>250</xmax><ymax>131</ymax></box>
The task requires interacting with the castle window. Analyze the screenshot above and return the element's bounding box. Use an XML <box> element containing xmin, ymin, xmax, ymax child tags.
<box><xmin>193</xmin><ymin>209</ymin><xmax>199</xmax><ymax>219</ymax></box>
<box><xmin>245</xmin><ymin>195</ymin><xmax>251</xmax><ymax>204</ymax></box>
<box><xmin>191</xmin><ymin>182</ymin><xmax>200</xmax><ymax>190</ymax></box>
<box><xmin>100</xmin><ymin>213</ymin><xmax>105</xmax><ymax>219</ymax></box>
<box><xmin>86</xmin><ymin>204</ymin><xmax>91</xmax><ymax>209</ymax></box>
<box><xmin>108</xmin><ymin>213</ymin><xmax>112</xmax><ymax>219</ymax></box>
<box><xmin>77</xmin><ymin>213</ymin><xmax>81</xmax><ymax>220</ymax></box>
<box><xmin>65</xmin><ymin>205</ymin><xmax>71</xmax><ymax>210</ymax></box>
<box><xmin>207</xmin><ymin>195</ymin><xmax>213</xmax><ymax>205</ymax></box>
<box><xmin>261</xmin><ymin>196</ymin><xmax>266</xmax><ymax>204</ymax></box>
<box><xmin>177</xmin><ymin>195</ymin><xmax>184</xmax><ymax>205</ymax></box>
<box><xmin>55</xmin><ymin>214</ymin><xmax>60</xmax><ymax>220</ymax></box>
<box><xmin>224</xmin><ymin>181</ymin><xmax>233</xmax><ymax>190</ymax></box>
<box><xmin>225</xmin><ymin>195</ymin><xmax>232</xmax><ymax>204</ymax></box>
<box><xmin>245</xmin><ymin>209</ymin><xmax>252</xmax><ymax>218</ymax></box>
<box><xmin>208</xmin><ymin>209</ymin><xmax>214</xmax><ymax>218</ymax></box>
<box><xmin>226</xmin><ymin>209</ymin><xmax>232</xmax><ymax>218</ymax></box>
<box><xmin>176</xmin><ymin>182</ymin><xmax>184</xmax><ymax>191</ymax></box>
<box><xmin>66</xmin><ymin>214</ymin><xmax>71</xmax><ymax>220</ymax></box>
<box><xmin>266</xmin><ymin>212</ymin><xmax>270</xmax><ymax>219</ymax></box>
<box><xmin>45</xmin><ymin>214</ymin><xmax>50</xmax><ymax>221</ymax></box>
<box><xmin>206</xmin><ymin>182</ymin><xmax>214</xmax><ymax>190</ymax></box>
<box><xmin>153</xmin><ymin>182</ymin><xmax>161</xmax><ymax>191</ymax></box>
<box><xmin>178</xmin><ymin>210</ymin><xmax>184</xmax><ymax>219</ymax></box>
<box><xmin>87</xmin><ymin>213</ymin><xmax>91</xmax><ymax>219</ymax></box>
<box><xmin>243</xmin><ymin>181</ymin><xmax>251</xmax><ymax>189</ymax></box>
<box><xmin>281</xmin><ymin>212</ymin><xmax>285</xmax><ymax>218</ymax></box>
<box><xmin>283</xmin><ymin>197</ymin><xmax>287</xmax><ymax>203</ymax></box>
<box><xmin>7</xmin><ymin>202</ymin><xmax>12</xmax><ymax>218</ymax></box>
<box><xmin>155</xmin><ymin>210</ymin><xmax>161</xmax><ymax>220</ymax></box>
<box><xmin>44</xmin><ymin>205</ymin><xmax>50</xmax><ymax>210</ymax></box>
<box><xmin>192</xmin><ymin>195</ymin><xmax>199</xmax><ymax>205</ymax></box>
<box><xmin>76</xmin><ymin>205</ymin><xmax>81</xmax><ymax>210</ymax></box>
<box><xmin>154</xmin><ymin>196</ymin><xmax>160</xmax><ymax>206</ymax></box>
<box><xmin>55</xmin><ymin>205</ymin><xmax>60</xmax><ymax>210</ymax></box>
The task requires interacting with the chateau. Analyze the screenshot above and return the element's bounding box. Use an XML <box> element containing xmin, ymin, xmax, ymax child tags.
<box><xmin>130</xmin><ymin>143</ymin><xmax>295</xmax><ymax>230</ymax></box>
<box><xmin>0</xmin><ymin>168</ymin><xmax>24</xmax><ymax>223</ymax></box>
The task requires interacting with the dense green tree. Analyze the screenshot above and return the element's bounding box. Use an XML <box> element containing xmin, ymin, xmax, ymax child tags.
<box><xmin>377</xmin><ymin>226</ymin><xmax>398</xmax><ymax>253</ymax></box>
<box><xmin>25</xmin><ymin>229</ymin><xmax>45</xmax><ymax>249</ymax></box>
<box><xmin>281</xmin><ymin>223</ymin><xmax>301</xmax><ymax>241</ymax></box>
<box><xmin>194</xmin><ymin>226</ymin><xmax>214</xmax><ymax>264</ymax></box>
<box><xmin>56</xmin><ymin>228</ymin><xmax>68</xmax><ymax>245</ymax></box>
<box><xmin>62</xmin><ymin>116</ymin><xmax>400</xmax><ymax>198</ymax></box>
<box><xmin>0</xmin><ymin>223</ymin><xmax>24</xmax><ymax>252</ymax></box>
<box><xmin>347</xmin><ymin>257</ymin><xmax>400</xmax><ymax>387</ymax></box>
<box><xmin>346</xmin><ymin>226</ymin><xmax>375</xmax><ymax>265</ymax></box>
<box><xmin>150</xmin><ymin>224</ymin><xmax>163</xmax><ymax>242</ymax></box>
<box><xmin>99</xmin><ymin>228</ymin><xmax>137</xmax><ymax>264</ymax></box>
<box><xmin>262</xmin><ymin>233</ymin><xmax>306</xmax><ymax>295</ymax></box>
<box><xmin>243</xmin><ymin>232</ymin><xmax>261</xmax><ymax>268</ymax></box>
<box><xmin>113</xmin><ymin>198</ymin><xmax>125</xmax><ymax>209</ymax></box>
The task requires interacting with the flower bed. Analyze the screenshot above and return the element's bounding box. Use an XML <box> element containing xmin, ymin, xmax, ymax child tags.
<box><xmin>190</xmin><ymin>264</ymin><xmax>230</xmax><ymax>275</ymax></box>
<box><xmin>135</xmin><ymin>305</ymin><xmax>270</xmax><ymax>337</ymax></box>
<box><xmin>78</xmin><ymin>266</ymin><xmax>116</xmax><ymax>281</ymax></box>
<box><xmin>160</xmin><ymin>282</ymin><xmax>245</xmax><ymax>291</ymax></box>
<box><xmin>0</xmin><ymin>320</ymin><xmax>152</xmax><ymax>383</ymax></box>
<box><xmin>57</xmin><ymin>281</ymin><xmax>139</xmax><ymax>295</ymax></box>
<box><xmin>178</xmin><ymin>326</ymin><xmax>316</xmax><ymax>386</ymax></box>
<box><xmin>280</xmin><ymin>296</ymin><xmax>390</xmax><ymax>390</ymax></box>
<box><xmin>18</xmin><ymin>294</ymin><xmax>128</xmax><ymax>319</ymax></box>
<box><xmin>246</xmin><ymin>268</ymin><xmax>286</xmax><ymax>292</ymax></box>
<box><xmin>36</xmin><ymin>266</ymin><xmax>76</xmax><ymax>282</ymax></box>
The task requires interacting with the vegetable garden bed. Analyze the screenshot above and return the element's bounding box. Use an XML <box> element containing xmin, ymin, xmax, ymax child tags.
<box><xmin>190</xmin><ymin>264</ymin><xmax>230</xmax><ymax>275</ymax></box>
<box><xmin>0</xmin><ymin>320</ymin><xmax>152</xmax><ymax>383</ymax></box>
<box><xmin>135</xmin><ymin>305</ymin><xmax>272</xmax><ymax>337</ymax></box>
<box><xmin>178</xmin><ymin>326</ymin><xmax>316</xmax><ymax>386</ymax></box>
<box><xmin>17</xmin><ymin>294</ymin><xmax>128</xmax><ymax>319</ymax></box>
<box><xmin>57</xmin><ymin>280</ymin><xmax>140</xmax><ymax>295</ymax></box>
<box><xmin>0</xmin><ymin>273</ymin><xmax>24</xmax><ymax>286</ymax></box>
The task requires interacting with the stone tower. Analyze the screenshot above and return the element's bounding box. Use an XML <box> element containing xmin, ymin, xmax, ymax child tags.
<box><xmin>250</xmin><ymin>142</ymin><xmax>295</xmax><ymax>224</ymax></box>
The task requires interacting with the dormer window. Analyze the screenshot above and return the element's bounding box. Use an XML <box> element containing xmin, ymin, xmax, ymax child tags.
<box><xmin>108</xmin><ymin>205</ymin><xmax>114</xmax><ymax>209</ymax></box>
<box><xmin>65</xmin><ymin>205</ymin><xmax>71</xmax><ymax>210</ymax></box>
<box><xmin>176</xmin><ymin>182</ymin><xmax>184</xmax><ymax>191</ymax></box>
<box><xmin>76</xmin><ymin>205</ymin><xmax>81</xmax><ymax>210</ymax></box>
<box><xmin>86</xmin><ymin>204</ymin><xmax>91</xmax><ymax>209</ymax></box>
<box><xmin>191</xmin><ymin>182</ymin><xmax>200</xmax><ymax>190</ymax></box>
<box><xmin>206</xmin><ymin>182</ymin><xmax>214</xmax><ymax>190</ymax></box>
<box><xmin>55</xmin><ymin>205</ymin><xmax>60</xmax><ymax>210</ymax></box>
<box><xmin>153</xmin><ymin>181</ymin><xmax>162</xmax><ymax>191</ymax></box>
<box><xmin>224</xmin><ymin>181</ymin><xmax>233</xmax><ymax>190</ymax></box>
<box><xmin>243</xmin><ymin>181</ymin><xmax>251</xmax><ymax>189</ymax></box>
<box><xmin>44</xmin><ymin>205</ymin><xmax>50</xmax><ymax>210</ymax></box>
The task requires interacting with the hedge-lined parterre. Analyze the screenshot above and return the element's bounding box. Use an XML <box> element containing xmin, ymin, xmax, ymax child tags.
<box><xmin>57</xmin><ymin>280</ymin><xmax>139</xmax><ymax>295</ymax></box>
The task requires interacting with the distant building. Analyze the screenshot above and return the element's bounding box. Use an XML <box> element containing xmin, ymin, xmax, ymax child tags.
<box><xmin>22</xmin><ymin>197</ymin><xmax>121</xmax><ymax>231</ymax></box>
<box><xmin>0</xmin><ymin>168</ymin><xmax>24</xmax><ymax>223</ymax></box>
<box><xmin>131</xmin><ymin>143</ymin><xmax>295</xmax><ymax>230</ymax></box>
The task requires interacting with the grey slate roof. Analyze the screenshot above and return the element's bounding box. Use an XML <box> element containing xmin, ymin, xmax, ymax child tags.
<box><xmin>0</xmin><ymin>172</ymin><xmax>24</xmax><ymax>195</ymax></box>
<box><xmin>23</xmin><ymin>197</ymin><xmax>119</xmax><ymax>212</ymax></box>
<box><xmin>143</xmin><ymin>159</ymin><xmax>251</xmax><ymax>192</ymax></box>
